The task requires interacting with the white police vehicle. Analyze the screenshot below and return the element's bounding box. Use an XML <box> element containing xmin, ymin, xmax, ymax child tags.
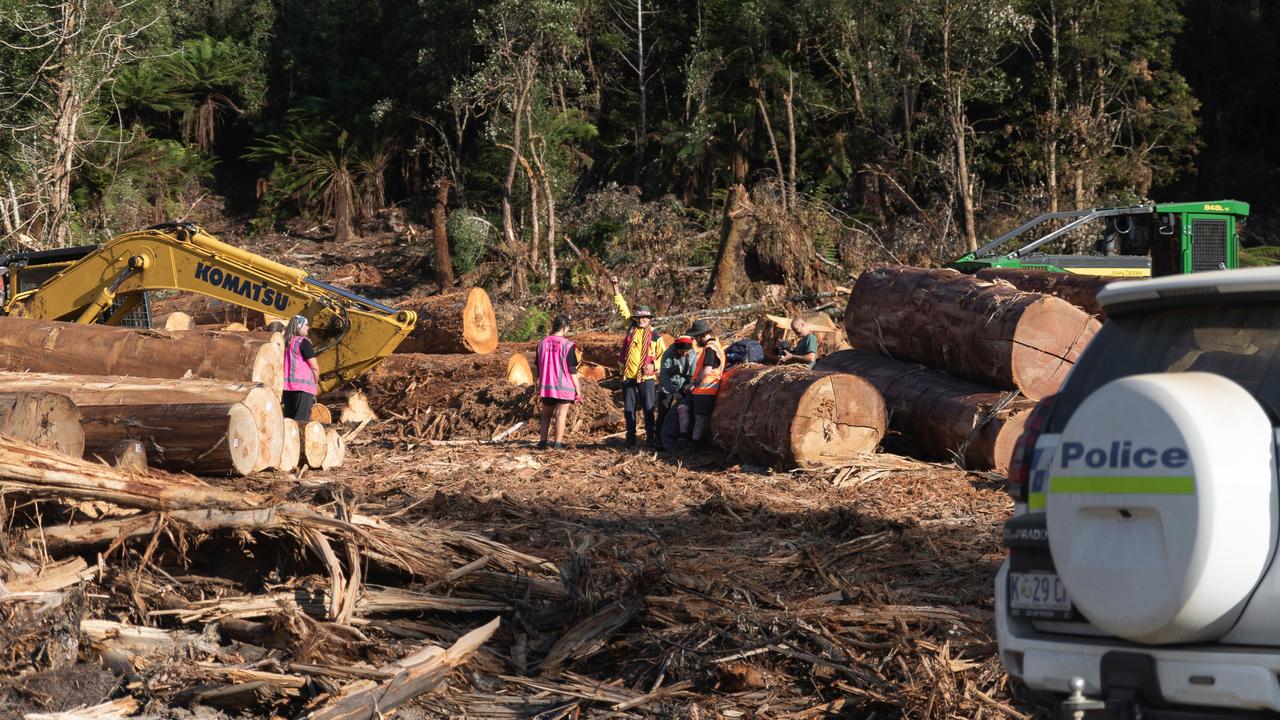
<box><xmin>997</xmin><ymin>266</ymin><xmax>1280</xmax><ymax>719</ymax></box>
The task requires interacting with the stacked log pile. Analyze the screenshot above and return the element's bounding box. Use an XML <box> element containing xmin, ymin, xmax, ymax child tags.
<box><xmin>710</xmin><ymin>364</ymin><xmax>886</xmax><ymax>469</ymax></box>
<box><xmin>845</xmin><ymin>266</ymin><xmax>1099</xmax><ymax>399</ymax></box>
<box><xmin>816</xmin><ymin>350</ymin><xmax>1034</xmax><ymax>472</ymax></box>
<box><xmin>832</xmin><ymin>265</ymin><xmax>1101</xmax><ymax>471</ymax></box>
<box><xmin>975</xmin><ymin>267</ymin><xmax>1108</xmax><ymax>318</ymax></box>
<box><xmin>0</xmin><ymin>318</ymin><xmax>351</xmax><ymax>476</ymax></box>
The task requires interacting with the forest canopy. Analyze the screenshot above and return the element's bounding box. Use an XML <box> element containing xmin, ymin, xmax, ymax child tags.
<box><xmin>0</xmin><ymin>0</ymin><xmax>1275</xmax><ymax>277</ymax></box>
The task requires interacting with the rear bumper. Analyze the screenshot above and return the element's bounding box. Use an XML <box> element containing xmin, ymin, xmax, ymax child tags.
<box><xmin>995</xmin><ymin>562</ymin><xmax>1280</xmax><ymax>712</ymax></box>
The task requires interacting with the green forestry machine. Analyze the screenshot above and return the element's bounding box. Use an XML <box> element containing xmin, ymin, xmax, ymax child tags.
<box><xmin>946</xmin><ymin>200</ymin><xmax>1250</xmax><ymax>278</ymax></box>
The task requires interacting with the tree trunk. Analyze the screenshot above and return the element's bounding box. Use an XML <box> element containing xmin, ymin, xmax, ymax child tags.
<box><xmin>0</xmin><ymin>372</ymin><xmax>283</xmax><ymax>473</ymax></box>
<box><xmin>942</xmin><ymin>18</ymin><xmax>978</xmax><ymax>252</ymax></box>
<box><xmin>567</xmin><ymin>333</ymin><xmax>625</xmax><ymax>368</ymax></box>
<box><xmin>78</xmin><ymin>401</ymin><xmax>259</xmax><ymax>476</ymax></box>
<box><xmin>432</xmin><ymin>179</ymin><xmax>455</xmax><ymax>288</ymax></box>
<box><xmin>754</xmin><ymin>83</ymin><xmax>786</xmax><ymax>208</ymax></box>
<box><xmin>0</xmin><ymin>391</ymin><xmax>83</xmax><ymax>458</ymax></box>
<box><xmin>304</xmin><ymin>421</ymin><xmax>328</xmax><ymax>469</ymax></box>
<box><xmin>393</xmin><ymin>288</ymin><xmax>498</xmax><ymax>354</ymax></box>
<box><xmin>333</xmin><ymin>168</ymin><xmax>355</xmax><ymax>245</ymax></box>
<box><xmin>0</xmin><ymin>436</ymin><xmax>262</xmax><ymax>511</ymax></box>
<box><xmin>279</xmin><ymin>419</ymin><xmax>301</xmax><ymax>472</ymax></box>
<box><xmin>816</xmin><ymin>350</ymin><xmax>1035</xmax><ymax>472</ymax></box>
<box><xmin>706</xmin><ymin>184</ymin><xmax>755</xmax><ymax>305</ymax></box>
<box><xmin>0</xmin><ymin>318</ymin><xmax>284</xmax><ymax>394</ymax></box>
<box><xmin>709</xmin><ymin>364</ymin><xmax>886</xmax><ymax>469</ymax></box>
<box><xmin>974</xmin><ymin>267</ymin><xmax>1107</xmax><ymax>318</ymax></box>
<box><xmin>785</xmin><ymin>67</ymin><xmax>798</xmax><ymax>210</ymax></box>
<box><xmin>844</xmin><ymin>266</ymin><xmax>1100</xmax><ymax>399</ymax></box>
<box><xmin>149</xmin><ymin>295</ymin><xmax>268</xmax><ymax>329</ymax></box>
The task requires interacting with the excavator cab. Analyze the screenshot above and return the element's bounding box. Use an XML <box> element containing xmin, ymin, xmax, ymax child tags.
<box><xmin>947</xmin><ymin>200</ymin><xmax>1250</xmax><ymax>277</ymax></box>
<box><xmin>0</xmin><ymin>245</ymin><xmax>152</xmax><ymax>327</ymax></box>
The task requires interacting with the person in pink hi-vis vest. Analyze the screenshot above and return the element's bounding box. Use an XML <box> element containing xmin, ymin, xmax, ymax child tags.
<box><xmin>535</xmin><ymin>314</ymin><xmax>579</xmax><ymax>450</ymax></box>
<box><xmin>282</xmin><ymin>314</ymin><xmax>321</xmax><ymax>422</ymax></box>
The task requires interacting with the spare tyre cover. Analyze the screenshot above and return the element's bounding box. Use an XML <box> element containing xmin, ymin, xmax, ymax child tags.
<box><xmin>1047</xmin><ymin>372</ymin><xmax>1276</xmax><ymax>645</ymax></box>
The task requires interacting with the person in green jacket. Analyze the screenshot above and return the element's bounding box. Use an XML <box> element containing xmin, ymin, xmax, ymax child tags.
<box><xmin>780</xmin><ymin>317</ymin><xmax>819</xmax><ymax>368</ymax></box>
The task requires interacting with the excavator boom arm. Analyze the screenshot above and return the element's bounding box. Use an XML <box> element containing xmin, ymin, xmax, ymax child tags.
<box><xmin>5</xmin><ymin>224</ymin><xmax>415</xmax><ymax>394</ymax></box>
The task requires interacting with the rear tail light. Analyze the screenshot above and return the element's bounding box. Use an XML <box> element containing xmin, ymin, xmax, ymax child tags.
<box><xmin>1007</xmin><ymin>394</ymin><xmax>1057</xmax><ymax>502</ymax></box>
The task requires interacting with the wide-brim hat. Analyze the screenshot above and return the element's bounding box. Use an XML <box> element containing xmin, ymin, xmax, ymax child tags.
<box><xmin>632</xmin><ymin>306</ymin><xmax>653</xmax><ymax>318</ymax></box>
<box><xmin>685</xmin><ymin>319</ymin><xmax>712</xmax><ymax>336</ymax></box>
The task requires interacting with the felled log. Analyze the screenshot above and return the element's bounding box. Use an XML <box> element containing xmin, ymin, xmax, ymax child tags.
<box><xmin>394</xmin><ymin>288</ymin><xmax>498</xmax><ymax>354</ymax></box>
<box><xmin>577</xmin><ymin>362</ymin><xmax>607</xmax><ymax>382</ymax></box>
<box><xmin>568</xmin><ymin>332</ymin><xmax>623</xmax><ymax>368</ymax></box>
<box><xmin>0</xmin><ymin>435</ymin><xmax>263</xmax><ymax>511</ymax></box>
<box><xmin>753</xmin><ymin>312</ymin><xmax>849</xmax><ymax>362</ymax></box>
<box><xmin>310</xmin><ymin>404</ymin><xmax>333</xmax><ymax>423</ymax></box>
<box><xmin>322</xmin><ymin>428</ymin><xmax>345</xmax><ymax>470</ymax></box>
<box><xmin>279</xmin><ymin>420</ymin><xmax>301</xmax><ymax>472</ymax></box>
<box><xmin>816</xmin><ymin>350</ymin><xmax>1035</xmax><ymax>472</ymax></box>
<box><xmin>845</xmin><ymin>266</ymin><xmax>1099</xmax><ymax>399</ymax></box>
<box><xmin>304</xmin><ymin>421</ymin><xmax>327</xmax><ymax>469</ymax></box>
<box><xmin>0</xmin><ymin>317</ymin><xmax>285</xmax><ymax>395</ymax></box>
<box><xmin>975</xmin><ymin>267</ymin><xmax>1108</xmax><ymax>318</ymax></box>
<box><xmin>0</xmin><ymin>373</ymin><xmax>282</xmax><ymax>475</ymax></box>
<box><xmin>298</xmin><ymin>617</ymin><xmax>499</xmax><ymax>720</ymax></box>
<box><xmin>150</xmin><ymin>293</ymin><xmax>267</xmax><ymax>329</ymax></box>
<box><xmin>155</xmin><ymin>311</ymin><xmax>195</xmax><ymax>331</ymax></box>
<box><xmin>0</xmin><ymin>391</ymin><xmax>84</xmax><ymax>458</ymax></box>
<box><xmin>507</xmin><ymin>354</ymin><xmax>533</xmax><ymax>386</ymax></box>
<box><xmin>81</xmin><ymin>402</ymin><xmax>261</xmax><ymax>476</ymax></box>
<box><xmin>197</xmin><ymin>321</ymin><xmax>250</xmax><ymax>332</ymax></box>
<box><xmin>710</xmin><ymin>365</ymin><xmax>887</xmax><ymax>468</ymax></box>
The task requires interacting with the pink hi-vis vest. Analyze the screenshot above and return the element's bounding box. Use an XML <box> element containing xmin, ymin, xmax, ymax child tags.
<box><xmin>283</xmin><ymin>335</ymin><xmax>317</xmax><ymax>393</ymax></box>
<box><xmin>536</xmin><ymin>334</ymin><xmax>578</xmax><ymax>401</ymax></box>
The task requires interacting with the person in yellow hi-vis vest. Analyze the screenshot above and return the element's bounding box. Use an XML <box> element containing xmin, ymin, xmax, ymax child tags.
<box><xmin>610</xmin><ymin>276</ymin><xmax>667</xmax><ymax>448</ymax></box>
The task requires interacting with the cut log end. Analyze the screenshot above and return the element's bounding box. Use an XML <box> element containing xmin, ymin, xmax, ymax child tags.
<box><xmin>310</xmin><ymin>404</ymin><xmax>333</xmax><ymax>424</ymax></box>
<box><xmin>506</xmin><ymin>354</ymin><xmax>533</xmax><ymax>386</ymax></box>
<box><xmin>576</xmin><ymin>362</ymin><xmax>607</xmax><ymax>383</ymax></box>
<box><xmin>224</xmin><ymin>403</ymin><xmax>261</xmax><ymax>476</ymax></box>
<box><xmin>463</xmin><ymin>287</ymin><xmax>499</xmax><ymax>354</ymax></box>
<box><xmin>0</xmin><ymin>391</ymin><xmax>85</xmax><ymax>459</ymax></box>
<box><xmin>790</xmin><ymin>373</ymin><xmax>887</xmax><ymax>466</ymax></box>
<box><xmin>304</xmin><ymin>422</ymin><xmax>327</xmax><ymax>469</ymax></box>
<box><xmin>106</xmin><ymin>440</ymin><xmax>148</xmax><ymax>473</ymax></box>
<box><xmin>279</xmin><ymin>419</ymin><xmax>301</xmax><ymax>472</ymax></box>
<box><xmin>321</xmin><ymin>428</ymin><xmax>345</xmax><ymax>470</ymax></box>
<box><xmin>340</xmin><ymin>390</ymin><xmax>378</xmax><ymax>423</ymax></box>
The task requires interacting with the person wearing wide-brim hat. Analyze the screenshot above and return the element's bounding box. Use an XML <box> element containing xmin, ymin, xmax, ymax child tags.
<box><xmin>615</xmin><ymin>302</ymin><xmax>665</xmax><ymax>448</ymax></box>
<box><xmin>684</xmin><ymin>319</ymin><xmax>723</xmax><ymax>446</ymax></box>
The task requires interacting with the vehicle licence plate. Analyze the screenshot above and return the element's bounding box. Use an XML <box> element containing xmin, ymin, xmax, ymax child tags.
<box><xmin>1009</xmin><ymin>572</ymin><xmax>1073</xmax><ymax>618</ymax></box>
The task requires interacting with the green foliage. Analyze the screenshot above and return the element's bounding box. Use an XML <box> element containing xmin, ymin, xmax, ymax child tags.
<box><xmin>1240</xmin><ymin>246</ymin><xmax>1280</xmax><ymax>267</ymax></box>
<box><xmin>504</xmin><ymin>307</ymin><xmax>550</xmax><ymax>342</ymax></box>
<box><xmin>446</xmin><ymin>210</ymin><xmax>493</xmax><ymax>275</ymax></box>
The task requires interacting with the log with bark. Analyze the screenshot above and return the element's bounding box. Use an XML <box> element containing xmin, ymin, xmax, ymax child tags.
<box><xmin>706</xmin><ymin>183</ymin><xmax>755</xmax><ymax>306</ymax></box>
<box><xmin>150</xmin><ymin>294</ymin><xmax>267</xmax><ymax>329</ymax></box>
<box><xmin>710</xmin><ymin>364</ymin><xmax>887</xmax><ymax>469</ymax></box>
<box><xmin>568</xmin><ymin>333</ymin><xmax>623</xmax><ymax>368</ymax></box>
<box><xmin>80</xmin><ymin>402</ymin><xmax>261</xmax><ymax>476</ymax></box>
<box><xmin>0</xmin><ymin>391</ymin><xmax>84</xmax><ymax>458</ymax></box>
<box><xmin>753</xmin><ymin>312</ymin><xmax>850</xmax><ymax>362</ymax></box>
<box><xmin>394</xmin><ymin>288</ymin><xmax>498</xmax><ymax>354</ymax></box>
<box><xmin>0</xmin><ymin>373</ymin><xmax>283</xmax><ymax>475</ymax></box>
<box><xmin>197</xmin><ymin>322</ymin><xmax>250</xmax><ymax>332</ymax></box>
<box><xmin>0</xmin><ymin>318</ymin><xmax>285</xmax><ymax>395</ymax></box>
<box><xmin>845</xmin><ymin>266</ymin><xmax>1099</xmax><ymax>399</ymax></box>
<box><xmin>975</xmin><ymin>267</ymin><xmax>1108</xmax><ymax>318</ymax></box>
<box><xmin>89</xmin><ymin>439</ymin><xmax>148</xmax><ymax>473</ymax></box>
<box><xmin>816</xmin><ymin>349</ymin><xmax>1035</xmax><ymax>472</ymax></box>
<box><xmin>304</xmin><ymin>421</ymin><xmax>328</xmax><ymax>469</ymax></box>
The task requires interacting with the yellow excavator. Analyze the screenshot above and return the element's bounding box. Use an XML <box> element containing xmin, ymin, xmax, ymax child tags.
<box><xmin>0</xmin><ymin>222</ymin><xmax>416</xmax><ymax>393</ymax></box>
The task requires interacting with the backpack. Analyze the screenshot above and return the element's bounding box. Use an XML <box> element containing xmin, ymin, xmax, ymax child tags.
<box><xmin>724</xmin><ymin>339</ymin><xmax>764</xmax><ymax>366</ymax></box>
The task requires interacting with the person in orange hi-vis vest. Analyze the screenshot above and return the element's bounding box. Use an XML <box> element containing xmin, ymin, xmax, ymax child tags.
<box><xmin>685</xmin><ymin>319</ymin><xmax>724</xmax><ymax>446</ymax></box>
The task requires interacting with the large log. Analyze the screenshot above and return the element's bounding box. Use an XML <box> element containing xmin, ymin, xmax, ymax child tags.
<box><xmin>79</xmin><ymin>402</ymin><xmax>261</xmax><ymax>476</ymax></box>
<box><xmin>155</xmin><ymin>311</ymin><xmax>195</xmax><ymax>331</ymax></box>
<box><xmin>0</xmin><ymin>373</ymin><xmax>283</xmax><ymax>474</ymax></box>
<box><xmin>304</xmin><ymin>421</ymin><xmax>327</xmax><ymax>469</ymax></box>
<box><xmin>394</xmin><ymin>288</ymin><xmax>498</xmax><ymax>354</ymax></box>
<box><xmin>568</xmin><ymin>332</ymin><xmax>623</xmax><ymax>368</ymax></box>
<box><xmin>322</xmin><ymin>428</ymin><xmax>346</xmax><ymax>470</ymax></box>
<box><xmin>0</xmin><ymin>391</ymin><xmax>84</xmax><ymax>457</ymax></box>
<box><xmin>753</xmin><ymin>312</ymin><xmax>849</xmax><ymax>362</ymax></box>
<box><xmin>815</xmin><ymin>350</ymin><xmax>1035</xmax><ymax>472</ymax></box>
<box><xmin>709</xmin><ymin>364</ymin><xmax>887</xmax><ymax>469</ymax></box>
<box><xmin>150</xmin><ymin>294</ymin><xmax>267</xmax><ymax>329</ymax></box>
<box><xmin>279</xmin><ymin>420</ymin><xmax>301</xmax><ymax>472</ymax></box>
<box><xmin>0</xmin><ymin>317</ymin><xmax>284</xmax><ymax>395</ymax></box>
<box><xmin>845</xmin><ymin>266</ymin><xmax>1099</xmax><ymax>399</ymax></box>
<box><xmin>975</xmin><ymin>267</ymin><xmax>1108</xmax><ymax>318</ymax></box>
